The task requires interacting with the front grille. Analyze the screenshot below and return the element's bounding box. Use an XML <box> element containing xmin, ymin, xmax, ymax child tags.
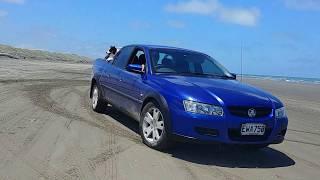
<box><xmin>228</xmin><ymin>106</ymin><xmax>272</xmax><ymax>118</ymax></box>
<box><xmin>228</xmin><ymin>128</ymin><xmax>272</xmax><ymax>142</ymax></box>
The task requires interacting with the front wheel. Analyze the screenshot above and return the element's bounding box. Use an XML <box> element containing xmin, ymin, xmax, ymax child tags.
<box><xmin>140</xmin><ymin>102</ymin><xmax>171</xmax><ymax>150</ymax></box>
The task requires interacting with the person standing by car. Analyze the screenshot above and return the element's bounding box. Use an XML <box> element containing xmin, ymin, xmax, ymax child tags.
<box><xmin>105</xmin><ymin>46</ymin><xmax>118</xmax><ymax>61</ymax></box>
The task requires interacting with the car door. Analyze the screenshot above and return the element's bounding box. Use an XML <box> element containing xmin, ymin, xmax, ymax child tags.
<box><xmin>117</xmin><ymin>48</ymin><xmax>148</xmax><ymax>119</ymax></box>
<box><xmin>126</xmin><ymin>71</ymin><xmax>148</xmax><ymax>120</ymax></box>
<box><xmin>107</xmin><ymin>46</ymin><xmax>134</xmax><ymax>107</ymax></box>
<box><xmin>98</xmin><ymin>60</ymin><xmax>113</xmax><ymax>101</ymax></box>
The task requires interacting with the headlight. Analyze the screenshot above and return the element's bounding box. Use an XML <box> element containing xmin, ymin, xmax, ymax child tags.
<box><xmin>275</xmin><ymin>107</ymin><xmax>286</xmax><ymax>118</ymax></box>
<box><xmin>183</xmin><ymin>100</ymin><xmax>223</xmax><ymax>116</ymax></box>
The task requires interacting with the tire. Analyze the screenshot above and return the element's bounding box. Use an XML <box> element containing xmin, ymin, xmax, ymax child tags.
<box><xmin>91</xmin><ymin>84</ymin><xmax>106</xmax><ymax>113</ymax></box>
<box><xmin>139</xmin><ymin>102</ymin><xmax>171</xmax><ymax>150</ymax></box>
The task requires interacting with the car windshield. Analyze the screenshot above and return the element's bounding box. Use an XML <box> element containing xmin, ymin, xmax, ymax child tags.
<box><xmin>150</xmin><ymin>48</ymin><xmax>233</xmax><ymax>78</ymax></box>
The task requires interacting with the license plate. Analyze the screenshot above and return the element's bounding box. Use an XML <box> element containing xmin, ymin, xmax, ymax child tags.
<box><xmin>241</xmin><ymin>123</ymin><xmax>266</xmax><ymax>135</ymax></box>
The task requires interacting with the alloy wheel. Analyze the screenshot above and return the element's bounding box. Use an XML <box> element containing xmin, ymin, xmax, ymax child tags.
<box><xmin>142</xmin><ymin>107</ymin><xmax>165</xmax><ymax>144</ymax></box>
<box><xmin>92</xmin><ymin>86</ymin><xmax>98</xmax><ymax>109</ymax></box>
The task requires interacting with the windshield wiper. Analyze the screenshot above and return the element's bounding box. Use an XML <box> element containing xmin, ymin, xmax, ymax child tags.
<box><xmin>177</xmin><ymin>72</ymin><xmax>233</xmax><ymax>79</ymax></box>
<box><xmin>156</xmin><ymin>72</ymin><xmax>234</xmax><ymax>79</ymax></box>
<box><xmin>155</xmin><ymin>72</ymin><xmax>177</xmax><ymax>74</ymax></box>
<box><xmin>177</xmin><ymin>72</ymin><xmax>210</xmax><ymax>76</ymax></box>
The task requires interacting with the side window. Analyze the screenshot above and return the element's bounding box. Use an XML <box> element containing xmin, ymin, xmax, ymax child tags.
<box><xmin>127</xmin><ymin>49</ymin><xmax>147</xmax><ymax>73</ymax></box>
<box><xmin>113</xmin><ymin>46</ymin><xmax>134</xmax><ymax>69</ymax></box>
<box><xmin>128</xmin><ymin>50</ymin><xmax>146</xmax><ymax>65</ymax></box>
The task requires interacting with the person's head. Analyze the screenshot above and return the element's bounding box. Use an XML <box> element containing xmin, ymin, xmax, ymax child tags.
<box><xmin>109</xmin><ymin>46</ymin><xmax>117</xmax><ymax>55</ymax></box>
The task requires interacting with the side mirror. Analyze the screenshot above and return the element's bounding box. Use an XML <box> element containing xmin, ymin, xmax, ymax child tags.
<box><xmin>230</xmin><ymin>73</ymin><xmax>237</xmax><ymax>79</ymax></box>
<box><xmin>127</xmin><ymin>64</ymin><xmax>143</xmax><ymax>74</ymax></box>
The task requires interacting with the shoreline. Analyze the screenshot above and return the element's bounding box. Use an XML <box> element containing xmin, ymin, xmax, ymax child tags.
<box><xmin>241</xmin><ymin>75</ymin><xmax>320</xmax><ymax>85</ymax></box>
<box><xmin>242</xmin><ymin>77</ymin><xmax>320</xmax><ymax>104</ymax></box>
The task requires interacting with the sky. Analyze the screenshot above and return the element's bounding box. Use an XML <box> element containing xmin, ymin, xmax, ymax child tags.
<box><xmin>0</xmin><ymin>0</ymin><xmax>319</xmax><ymax>78</ymax></box>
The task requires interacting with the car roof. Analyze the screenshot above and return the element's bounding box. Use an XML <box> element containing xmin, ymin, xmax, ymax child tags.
<box><xmin>127</xmin><ymin>44</ymin><xmax>203</xmax><ymax>54</ymax></box>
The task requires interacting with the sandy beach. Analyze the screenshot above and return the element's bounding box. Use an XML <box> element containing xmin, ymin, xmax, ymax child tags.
<box><xmin>244</xmin><ymin>78</ymin><xmax>320</xmax><ymax>137</ymax></box>
<box><xmin>0</xmin><ymin>58</ymin><xmax>319</xmax><ymax>179</ymax></box>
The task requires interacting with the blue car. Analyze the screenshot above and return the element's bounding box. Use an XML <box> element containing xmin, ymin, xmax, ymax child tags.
<box><xmin>90</xmin><ymin>45</ymin><xmax>288</xmax><ymax>150</ymax></box>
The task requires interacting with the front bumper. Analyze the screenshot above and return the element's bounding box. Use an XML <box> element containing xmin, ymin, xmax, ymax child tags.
<box><xmin>170</xmin><ymin>109</ymin><xmax>288</xmax><ymax>145</ymax></box>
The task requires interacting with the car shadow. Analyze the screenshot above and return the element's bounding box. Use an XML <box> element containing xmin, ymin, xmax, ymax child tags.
<box><xmin>166</xmin><ymin>143</ymin><xmax>295</xmax><ymax>168</ymax></box>
<box><xmin>101</xmin><ymin>106</ymin><xmax>295</xmax><ymax>169</ymax></box>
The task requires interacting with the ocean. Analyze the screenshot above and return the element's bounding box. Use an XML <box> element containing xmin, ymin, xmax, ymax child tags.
<box><xmin>242</xmin><ymin>74</ymin><xmax>320</xmax><ymax>85</ymax></box>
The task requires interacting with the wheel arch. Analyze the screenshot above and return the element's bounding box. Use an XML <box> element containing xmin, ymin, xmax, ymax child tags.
<box><xmin>141</xmin><ymin>93</ymin><xmax>172</xmax><ymax>134</ymax></box>
<box><xmin>90</xmin><ymin>78</ymin><xmax>97</xmax><ymax>98</ymax></box>
<box><xmin>141</xmin><ymin>94</ymin><xmax>168</xmax><ymax>113</ymax></box>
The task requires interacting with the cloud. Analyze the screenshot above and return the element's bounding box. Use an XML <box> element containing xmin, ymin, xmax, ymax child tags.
<box><xmin>218</xmin><ymin>7</ymin><xmax>260</xmax><ymax>26</ymax></box>
<box><xmin>165</xmin><ymin>0</ymin><xmax>219</xmax><ymax>15</ymax></box>
<box><xmin>283</xmin><ymin>0</ymin><xmax>320</xmax><ymax>10</ymax></box>
<box><xmin>167</xmin><ymin>20</ymin><xmax>186</xmax><ymax>28</ymax></box>
<box><xmin>165</xmin><ymin>0</ymin><xmax>260</xmax><ymax>26</ymax></box>
<box><xmin>0</xmin><ymin>0</ymin><xmax>25</xmax><ymax>5</ymax></box>
<box><xmin>0</xmin><ymin>10</ymin><xmax>8</xmax><ymax>17</ymax></box>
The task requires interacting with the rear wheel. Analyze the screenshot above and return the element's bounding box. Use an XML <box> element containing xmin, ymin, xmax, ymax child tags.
<box><xmin>140</xmin><ymin>102</ymin><xmax>171</xmax><ymax>150</ymax></box>
<box><xmin>91</xmin><ymin>84</ymin><xmax>106</xmax><ymax>113</ymax></box>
